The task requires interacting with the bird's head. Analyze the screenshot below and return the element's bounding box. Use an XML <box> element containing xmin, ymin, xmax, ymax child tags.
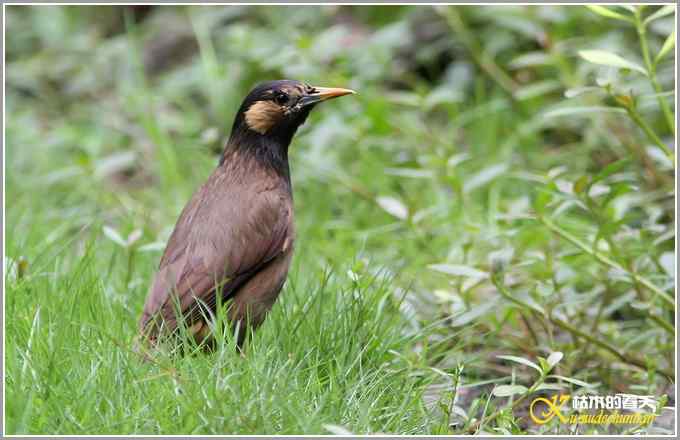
<box><xmin>230</xmin><ymin>79</ymin><xmax>355</xmax><ymax>147</ymax></box>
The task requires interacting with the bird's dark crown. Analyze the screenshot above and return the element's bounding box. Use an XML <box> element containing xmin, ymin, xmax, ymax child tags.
<box><xmin>221</xmin><ymin>79</ymin><xmax>355</xmax><ymax>178</ymax></box>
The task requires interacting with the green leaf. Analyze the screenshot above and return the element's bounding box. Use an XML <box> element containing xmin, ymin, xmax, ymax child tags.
<box><xmin>493</xmin><ymin>385</ymin><xmax>528</xmax><ymax>397</ymax></box>
<box><xmin>463</xmin><ymin>164</ymin><xmax>508</xmax><ymax>193</ymax></box>
<box><xmin>655</xmin><ymin>30</ymin><xmax>676</xmax><ymax>65</ymax></box>
<box><xmin>644</xmin><ymin>5</ymin><xmax>675</xmax><ymax>25</ymax></box>
<box><xmin>578</xmin><ymin>50</ymin><xmax>648</xmax><ymax>76</ymax></box>
<box><xmin>509</xmin><ymin>51</ymin><xmax>552</xmax><ymax>69</ymax></box>
<box><xmin>596</xmin><ymin>221</ymin><xmax>622</xmax><ymax>242</ymax></box>
<box><xmin>94</xmin><ymin>151</ymin><xmax>137</xmax><ymax>178</ymax></box>
<box><xmin>429</xmin><ymin>264</ymin><xmax>488</xmax><ymax>279</ymax></box>
<box><xmin>138</xmin><ymin>242</ymin><xmax>166</xmax><ymax>253</ymax></box>
<box><xmin>533</xmin><ymin>186</ymin><xmax>553</xmax><ymax>215</ymax></box>
<box><xmin>514</xmin><ymin>80</ymin><xmax>562</xmax><ymax>101</ymax></box>
<box><xmin>573</xmin><ymin>176</ymin><xmax>590</xmax><ymax>194</ymax></box>
<box><xmin>383</xmin><ymin>167</ymin><xmax>434</xmax><ymax>179</ymax></box>
<box><xmin>592</xmin><ymin>158</ymin><xmax>631</xmax><ymax>184</ymax></box>
<box><xmin>126</xmin><ymin>229</ymin><xmax>142</xmax><ymax>247</ymax></box>
<box><xmin>376</xmin><ymin>196</ymin><xmax>409</xmax><ymax>220</ymax></box>
<box><xmin>546</xmin><ymin>352</ymin><xmax>564</xmax><ymax>369</ymax></box>
<box><xmin>585</xmin><ymin>5</ymin><xmax>633</xmax><ymax>23</ymax></box>
<box><xmin>323</xmin><ymin>424</ymin><xmax>353</xmax><ymax>435</ymax></box>
<box><xmin>518</xmin><ymin>292</ymin><xmax>546</xmax><ymax>315</ymax></box>
<box><xmin>630</xmin><ymin>301</ymin><xmax>651</xmax><ymax>310</ymax></box>
<box><xmin>535</xmin><ymin>383</ymin><xmax>566</xmax><ymax>391</ymax></box>
<box><xmin>103</xmin><ymin>226</ymin><xmax>127</xmax><ymax>248</ymax></box>
<box><xmin>618</xmin><ymin>5</ymin><xmax>637</xmax><ymax>13</ymax></box>
<box><xmin>564</xmin><ymin>86</ymin><xmax>602</xmax><ymax>98</ymax></box>
<box><xmin>450</xmin><ymin>300</ymin><xmax>498</xmax><ymax>327</ymax></box>
<box><xmin>497</xmin><ymin>355</ymin><xmax>542</xmax><ymax>373</ymax></box>
<box><xmin>543</xmin><ymin>106</ymin><xmax>626</xmax><ymax>119</ymax></box>
<box><xmin>549</xmin><ymin>375</ymin><xmax>599</xmax><ymax>389</ymax></box>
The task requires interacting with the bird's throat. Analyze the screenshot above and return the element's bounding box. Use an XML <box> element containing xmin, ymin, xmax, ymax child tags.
<box><xmin>220</xmin><ymin>129</ymin><xmax>292</xmax><ymax>185</ymax></box>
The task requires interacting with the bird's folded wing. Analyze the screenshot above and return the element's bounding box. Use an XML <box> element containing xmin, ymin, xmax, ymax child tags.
<box><xmin>140</xmin><ymin>181</ymin><xmax>292</xmax><ymax>334</ymax></box>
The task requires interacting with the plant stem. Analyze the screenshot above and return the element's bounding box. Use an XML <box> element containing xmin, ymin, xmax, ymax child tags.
<box><xmin>492</xmin><ymin>276</ymin><xmax>673</xmax><ymax>379</ymax></box>
<box><xmin>635</xmin><ymin>10</ymin><xmax>675</xmax><ymax>135</ymax></box>
<box><xmin>520</xmin><ymin>312</ymin><xmax>540</xmax><ymax>347</ymax></box>
<box><xmin>582</xmin><ymin>284</ymin><xmax>611</xmax><ymax>356</ymax></box>
<box><xmin>540</xmin><ymin>216</ymin><xmax>675</xmax><ymax>309</ymax></box>
<box><xmin>435</xmin><ymin>6</ymin><xmax>518</xmax><ymax>95</ymax></box>
<box><xmin>648</xmin><ymin>312</ymin><xmax>675</xmax><ymax>334</ymax></box>
<box><xmin>624</xmin><ymin>103</ymin><xmax>674</xmax><ymax>160</ymax></box>
<box><xmin>469</xmin><ymin>371</ymin><xmax>546</xmax><ymax>433</ymax></box>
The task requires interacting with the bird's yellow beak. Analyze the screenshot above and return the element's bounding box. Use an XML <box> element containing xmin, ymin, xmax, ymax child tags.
<box><xmin>311</xmin><ymin>86</ymin><xmax>356</xmax><ymax>101</ymax></box>
<box><xmin>300</xmin><ymin>86</ymin><xmax>356</xmax><ymax>107</ymax></box>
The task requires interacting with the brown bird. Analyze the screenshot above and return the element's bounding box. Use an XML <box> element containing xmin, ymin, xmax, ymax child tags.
<box><xmin>138</xmin><ymin>80</ymin><xmax>355</xmax><ymax>350</ymax></box>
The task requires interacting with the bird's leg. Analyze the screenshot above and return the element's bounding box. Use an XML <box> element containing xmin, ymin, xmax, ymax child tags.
<box><xmin>234</xmin><ymin>319</ymin><xmax>247</xmax><ymax>357</ymax></box>
<box><xmin>188</xmin><ymin>320</ymin><xmax>218</xmax><ymax>353</ymax></box>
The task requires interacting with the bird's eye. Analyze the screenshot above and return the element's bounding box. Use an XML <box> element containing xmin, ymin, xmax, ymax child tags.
<box><xmin>274</xmin><ymin>92</ymin><xmax>289</xmax><ymax>105</ymax></box>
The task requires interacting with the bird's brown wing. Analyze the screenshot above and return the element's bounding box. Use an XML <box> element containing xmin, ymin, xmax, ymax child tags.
<box><xmin>139</xmin><ymin>166</ymin><xmax>293</xmax><ymax>336</ymax></box>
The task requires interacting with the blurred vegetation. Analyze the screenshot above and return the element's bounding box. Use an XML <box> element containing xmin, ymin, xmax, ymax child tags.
<box><xmin>5</xmin><ymin>4</ymin><xmax>676</xmax><ymax>435</ymax></box>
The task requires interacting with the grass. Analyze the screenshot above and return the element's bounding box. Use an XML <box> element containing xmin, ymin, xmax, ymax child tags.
<box><xmin>7</xmin><ymin>247</ymin><xmax>437</xmax><ymax>434</ymax></box>
<box><xmin>4</xmin><ymin>4</ymin><xmax>676</xmax><ymax>435</ymax></box>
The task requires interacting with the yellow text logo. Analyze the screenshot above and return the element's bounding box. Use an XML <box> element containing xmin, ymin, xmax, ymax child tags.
<box><xmin>530</xmin><ymin>394</ymin><xmax>571</xmax><ymax>424</ymax></box>
<box><xmin>529</xmin><ymin>393</ymin><xmax>659</xmax><ymax>425</ymax></box>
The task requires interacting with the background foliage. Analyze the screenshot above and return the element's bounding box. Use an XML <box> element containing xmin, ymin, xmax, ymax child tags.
<box><xmin>5</xmin><ymin>4</ymin><xmax>676</xmax><ymax>435</ymax></box>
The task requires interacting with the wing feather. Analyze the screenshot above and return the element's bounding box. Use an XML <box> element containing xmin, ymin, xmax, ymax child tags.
<box><xmin>139</xmin><ymin>164</ymin><xmax>293</xmax><ymax>336</ymax></box>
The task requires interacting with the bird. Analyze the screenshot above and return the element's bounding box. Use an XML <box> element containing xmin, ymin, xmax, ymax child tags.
<box><xmin>138</xmin><ymin>80</ymin><xmax>355</xmax><ymax>351</ymax></box>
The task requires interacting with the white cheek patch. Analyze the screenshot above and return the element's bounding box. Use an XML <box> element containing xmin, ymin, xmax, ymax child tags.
<box><xmin>244</xmin><ymin>100</ymin><xmax>284</xmax><ymax>134</ymax></box>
